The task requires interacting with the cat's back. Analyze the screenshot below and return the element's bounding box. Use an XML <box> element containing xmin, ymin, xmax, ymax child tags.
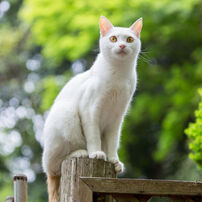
<box><xmin>43</xmin><ymin>70</ymin><xmax>91</xmax><ymax>139</ymax></box>
<box><xmin>55</xmin><ymin>70</ymin><xmax>91</xmax><ymax>102</ymax></box>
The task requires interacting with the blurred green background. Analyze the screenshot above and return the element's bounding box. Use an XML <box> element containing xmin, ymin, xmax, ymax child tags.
<box><xmin>0</xmin><ymin>0</ymin><xmax>202</xmax><ymax>201</ymax></box>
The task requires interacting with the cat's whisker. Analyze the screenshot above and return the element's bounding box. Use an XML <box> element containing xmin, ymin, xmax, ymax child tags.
<box><xmin>139</xmin><ymin>51</ymin><xmax>153</xmax><ymax>65</ymax></box>
<box><xmin>93</xmin><ymin>48</ymin><xmax>99</xmax><ymax>53</ymax></box>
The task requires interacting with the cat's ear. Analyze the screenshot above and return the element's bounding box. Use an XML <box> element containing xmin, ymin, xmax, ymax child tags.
<box><xmin>100</xmin><ymin>16</ymin><xmax>113</xmax><ymax>36</ymax></box>
<box><xmin>130</xmin><ymin>17</ymin><xmax>143</xmax><ymax>38</ymax></box>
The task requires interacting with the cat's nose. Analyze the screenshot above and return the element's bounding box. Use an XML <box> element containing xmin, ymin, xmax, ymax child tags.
<box><xmin>119</xmin><ymin>44</ymin><xmax>126</xmax><ymax>49</ymax></box>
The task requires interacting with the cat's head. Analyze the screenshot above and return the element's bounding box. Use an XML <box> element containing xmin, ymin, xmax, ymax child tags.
<box><xmin>99</xmin><ymin>16</ymin><xmax>142</xmax><ymax>62</ymax></box>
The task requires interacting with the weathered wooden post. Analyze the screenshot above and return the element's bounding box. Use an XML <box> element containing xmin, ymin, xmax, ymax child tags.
<box><xmin>13</xmin><ymin>174</ymin><xmax>27</xmax><ymax>202</ymax></box>
<box><xmin>5</xmin><ymin>196</ymin><xmax>14</xmax><ymax>202</ymax></box>
<box><xmin>59</xmin><ymin>158</ymin><xmax>116</xmax><ymax>202</ymax></box>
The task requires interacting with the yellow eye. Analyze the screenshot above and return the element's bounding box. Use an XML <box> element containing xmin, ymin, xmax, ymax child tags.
<box><xmin>110</xmin><ymin>36</ymin><xmax>117</xmax><ymax>42</ymax></box>
<box><xmin>127</xmin><ymin>36</ymin><xmax>134</xmax><ymax>43</ymax></box>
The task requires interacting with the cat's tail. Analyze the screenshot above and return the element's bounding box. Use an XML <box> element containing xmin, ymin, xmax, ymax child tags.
<box><xmin>47</xmin><ymin>175</ymin><xmax>60</xmax><ymax>202</ymax></box>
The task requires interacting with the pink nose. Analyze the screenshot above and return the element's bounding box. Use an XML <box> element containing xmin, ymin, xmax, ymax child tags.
<box><xmin>119</xmin><ymin>44</ymin><xmax>126</xmax><ymax>49</ymax></box>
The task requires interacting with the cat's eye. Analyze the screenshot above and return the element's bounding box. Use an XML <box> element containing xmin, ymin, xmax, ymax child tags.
<box><xmin>110</xmin><ymin>36</ymin><xmax>117</xmax><ymax>42</ymax></box>
<box><xmin>127</xmin><ymin>36</ymin><xmax>134</xmax><ymax>43</ymax></box>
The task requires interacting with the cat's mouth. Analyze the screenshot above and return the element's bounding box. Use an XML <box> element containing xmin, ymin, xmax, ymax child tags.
<box><xmin>116</xmin><ymin>49</ymin><xmax>127</xmax><ymax>55</ymax></box>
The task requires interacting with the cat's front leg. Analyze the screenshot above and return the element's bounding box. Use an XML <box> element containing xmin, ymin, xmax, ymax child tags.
<box><xmin>82</xmin><ymin>120</ymin><xmax>106</xmax><ymax>160</ymax></box>
<box><xmin>103</xmin><ymin>128</ymin><xmax>124</xmax><ymax>173</ymax></box>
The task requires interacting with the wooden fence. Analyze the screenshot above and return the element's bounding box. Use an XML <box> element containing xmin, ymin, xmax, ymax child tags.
<box><xmin>80</xmin><ymin>177</ymin><xmax>202</xmax><ymax>202</ymax></box>
<box><xmin>60</xmin><ymin>158</ymin><xmax>202</xmax><ymax>202</ymax></box>
<box><xmin>6</xmin><ymin>158</ymin><xmax>202</xmax><ymax>202</ymax></box>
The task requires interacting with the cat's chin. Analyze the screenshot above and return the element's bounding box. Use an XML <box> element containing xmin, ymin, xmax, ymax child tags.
<box><xmin>114</xmin><ymin>51</ymin><xmax>130</xmax><ymax>60</ymax></box>
<box><xmin>117</xmin><ymin>51</ymin><xmax>127</xmax><ymax>55</ymax></box>
<box><xmin>113</xmin><ymin>49</ymin><xmax>127</xmax><ymax>57</ymax></box>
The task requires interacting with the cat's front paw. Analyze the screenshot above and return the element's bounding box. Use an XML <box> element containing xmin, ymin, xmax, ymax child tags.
<box><xmin>109</xmin><ymin>158</ymin><xmax>124</xmax><ymax>174</ymax></box>
<box><xmin>68</xmin><ymin>149</ymin><xmax>88</xmax><ymax>158</ymax></box>
<box><xmin>89</xmin><ymin>151</ymin><xmax>106</xmax><ymax>160</ymax></box>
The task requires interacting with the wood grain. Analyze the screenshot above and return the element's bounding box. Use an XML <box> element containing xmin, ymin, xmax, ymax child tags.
<box><xmin>80</xmin><ymin>177</ymin><xmax>202</xmax><ymax>196</ymax></box>
<box><xmin>59</xmin><ymin>158</ymin><xmax>116</xmax><ymax>202</ymax></box>
<box><xmin>59</xmin><ymin>158</ymin><xmax>202</xmax><ymax>201</ymax></box>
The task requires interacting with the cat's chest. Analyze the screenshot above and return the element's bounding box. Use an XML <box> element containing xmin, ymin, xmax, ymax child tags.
<box><xmin>101</xmin><ymin>77</ymin><xmax>135</xmax><ymax>101</ymax></box>
<box><xmin>102</xmin><ymin>85</ymin><xmax>130</xmax><ymax>107</ymax></box>
<box><xmin>98</xmin><ymin>81</ymin><xmax>134</xmax><ymax>126</ymax></box>
<box><xmin>99</xmin><ymin>76</ymin><xmax>135</xmax><ymax>106</ymax></box>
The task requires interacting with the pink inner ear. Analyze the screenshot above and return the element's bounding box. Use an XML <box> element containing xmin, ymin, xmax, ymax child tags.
<box><xmin>130</xmin><ymin>18</ymin><xmax>143</xmax><ymax>38</ymax></box>
<box><xmin>100</xmin><ymin>16</ymin><xmax>113</xmax><ymax>36</ymax></box>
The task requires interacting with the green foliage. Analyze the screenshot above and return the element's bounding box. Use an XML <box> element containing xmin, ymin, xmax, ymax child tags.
<box><xmin>154</xmin><ymin>61</ymin><xmax>202</xmax><ymax>161</ymax></box>
<box><xmin>185</xmin><ymin>89</ymin><xmax>202</xmax><ymax>168</ymax></box>
<box><xmin>169</xmin><ymin>156</ymin><xmax>202</xmax><ymax>181</ymax></box>
<box><xmin>20</xmin><ymin>0</ymin><xmax>200</xmax><ymax>63</ymax></box>
<box><xmin>40</xmin><ymin>72</ymin><xmax>72</xmax><ymax>111</ymax></box>
<box><xmin>0</xmin><ymin>182</ymin><xmax>13</xmax><ymax>202</ymax></box>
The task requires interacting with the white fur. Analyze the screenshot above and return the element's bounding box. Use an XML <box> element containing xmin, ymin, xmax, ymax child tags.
<box><xmin>42</xmin><ymin>18</ymin><xmax>141</xmax><ymax>175</ymax></box>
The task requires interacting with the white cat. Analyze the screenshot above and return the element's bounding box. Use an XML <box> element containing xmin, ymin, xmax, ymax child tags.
<box><xmin>42</xmin><ymin>16</ymin><xmax>142</xmax><ymax>202</ymax></box>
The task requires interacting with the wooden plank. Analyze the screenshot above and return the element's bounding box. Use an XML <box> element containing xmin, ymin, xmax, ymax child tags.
<box><xmin>80</xmin><ymin>177</ymin><xmax>202</xmax><ymax>196</ymax></box>
<box><xmin>79</xmin><ymin>178</ymin><xmax>93</xmax><ymax>202</ymax></box>
<box><xmin>59</xmin><ymin>158</ymin><xmax>116</xmax><ymax>202</ymax></box>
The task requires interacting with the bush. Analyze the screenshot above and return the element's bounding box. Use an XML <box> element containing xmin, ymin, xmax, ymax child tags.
<box><xmin>185</xmin><ymin>89</ymin><xmax>202</xmax><ymax>168</ymax></box>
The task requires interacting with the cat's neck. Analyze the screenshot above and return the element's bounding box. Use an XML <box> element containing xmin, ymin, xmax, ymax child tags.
<box><xmin>91</xmin><ymin>53</ymin><xmax>137</xmax><ymax>80</ymax></box>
